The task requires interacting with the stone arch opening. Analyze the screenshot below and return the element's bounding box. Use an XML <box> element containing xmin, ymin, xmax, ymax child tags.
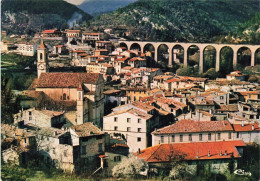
<box><xmin>172</xmin><ymin>45</ymin><xmax>184</xmax><ymax>64</ymax></box>
<box><xmin>130</xmin><ymin>43</ymin><xmax>141</xmax><ymax>51</ymax></box>
<box><xmin>255</xmin><ymin>48</ymin><xmax>260</xmax><ymax>65</ymax></box>
<box><xmin>203</xmin><ymin>45</ymin><xmax>216</xmax><ymax>72</ymax></box>
<box><xmin>143</xmin><ymin>43</ymin><xmax>155</xmax><ymax>67</ymax></box>
<box><xmin>237</xmin><ymin>47</ymin><xmax>251</xmax><ymax>69</ymax></box>
<box><xmin>119</xmin><ymin>42</ymin><xmax>128</xmax><ymax>50</ymax></box>
<box><xmin>157</xmin><ymin>44</ymin><xmax>169</xmax><ymax>69</ymax></box>
<box><xmin>187</xmin><ymin>45</ymin><xmax>200</xmax><ymax>73</ymax></box>
<box><xmin>219</xmin><ymin>46</ymin><xmax>233</xmax><ymax>76</ymax></box>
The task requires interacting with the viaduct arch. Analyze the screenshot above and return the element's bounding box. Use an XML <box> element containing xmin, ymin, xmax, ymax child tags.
<box><xmin>118</xmin><ymin>41</ymin><xmax>260</xmax><ymax>73</ymax></box>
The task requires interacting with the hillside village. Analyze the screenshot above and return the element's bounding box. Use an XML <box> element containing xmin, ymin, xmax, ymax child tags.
<box><xmin>1</xmin><ymin>28</ymin><xmax>260</xmax><ymax>180</ymax></box>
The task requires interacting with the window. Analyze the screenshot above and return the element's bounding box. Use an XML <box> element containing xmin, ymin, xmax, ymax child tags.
<box><xmin>81</xmin><ymin>146</ymin><xmax>86</xmax><ymax>155</ymax></box>
<box><xmin>98</xmin><ymin>143</ymin><xmax>103</xmax><ymax>152</ymax></box>
<box><xmin>237</xmin><ymin>132</ymin><xmax>239</xmax><ymax>138</ymax></box>
<box><xmin>28</xmin><ymin>111</ymin><xmax>32</xmax><ymax>116</ymax></box>
<box><xmin>114</xmin><ymin>117</ymin><xmax>118</xmax><ymax>122</ymax></box>
<box><xmin>114</xmin><ymin>126</ymin><xmax>118</xmax><ymax>131</ymax></box>
<box><xmin>24</xmin><ymin>138</ymin><xmax>27</xmax><ymax>143</ymax></box>
<box><xmin>160</xmin><ymin>136</ymin><xmax>164</xmax><ymax>143</ymax></box>
<box><xmin>180</xmin><ymin>135</ymin><xmax>183</xmax><ymax>142</ymax></box>
<box><xmin>137</xmin><ymin>137</ymin><xmax>141</xmax><ymax>142</ymax></box>
<box><xmin>249</xmin><ymin>115</ymin><xmax>254</xmax><ymax>119</ymax></box>
<box><xmin>199</xmin><ymin>134</ymin><xmax>203</xmax><ymax>141</ymax></box>
<box><xmin>138</xmin><ymin>128</ymin><xmax>141</xmax><ymax>132</ymax></box>
<box><xmin>127</xmin><ymin>127</ymin><xmax>131</xmax><ymax>131</ymax></box>
<box><xmin>63</xmin><ymin>93</ymin><xmax>66</xmax><ymax>100</ymax></box>
<box><xmin>189</xmin><ymin>134</ymin><xmax>192</xmax><ymax>141</ymax></box>
<box><xmin>208</xmin><ymin>133</ymin><xmax>211</xmax><ymax>141</ymax></box>
<box><xmin>220</xmin><ymin>96</ymin><xmax>224</xmax><ymax>100</ymax></box>
<box><xmin>217</xmin><ymin>133</ymin><xmax>221</xmax><ymax>140</ymax></box>
<box><xmin>171</xmin><ymin>135</ymin><xmax>175</xmax><ymax>142</ymax></box>
<box><xmin>127</xmin><ymin>118</ymin><xmax>131</xmax><ymax>123</ymax></box>
<box><xmin>138</xmin><ymin>119</ymin><xmax>141</xmax><ymax>123</ymax></box>
<box><xmin>229</xmin><ymin>132</ymin><xmax>232</xmax><ymax>139</ymax></box>
<box><xmin>40</xmin><ymin>53</ymin><xmax>43</xmax><ymax>60</ymax></box>
<box><xmin>114</xmin><ymin>156</ymin><xmax>121</xmax><ymax>162</ymax></box>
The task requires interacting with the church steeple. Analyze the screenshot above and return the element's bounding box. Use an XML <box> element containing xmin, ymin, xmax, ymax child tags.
<box><xmin>37</xmin><ymin>39</ymin><xmax>49</xmax><ymax>78</ymax></box>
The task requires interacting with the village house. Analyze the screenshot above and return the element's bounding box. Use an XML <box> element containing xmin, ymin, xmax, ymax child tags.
<box><xmin>128</xmin><ymin>57</ymin><xmax>147</xmax><ymax>68</ymax></box>
<box><xmin>178</xmin><ymin>109</ymin><xmax>215</xmax><ymax>122</ymax></box>
<box><xmin>69</xmin><ymin>122</ymin><xmax>106</xmax><ymax>173</ymax></box>
<box><xmin>96</xmin><ymin>41</ymin><xmax>112</xmax><ymax>52</ymax></box>
<box><xmin>16</xmin><ymin>42</ymin><xmax>37</xmax><ymax>56</ymax></box>
<box><xmin>226</xmin><ymin>71</ymin><xmax>246</xmax><ymax>81</ymax></box>
<box><xmin>103</xmin><ymin>101</ymin><xmax>160</xmax><ymax>152</ymax></box>
<box><xmin>52</xmin><ymin>45</ymin><xmax>67</xmax><ymax>55</ymax></box>
<box><xmin>1</xmin><ymin>41</ymin><xmax>17</xmax><ymax>52</ymax></box>
<box><xmin>152</xmin><ymin>119</ymin><xmax>234</xmax><ymax>145</ymax></box>
<box><xmin>238</xmin><ymin>91</ymin><xmax>260</xmax><ymax>103</ymax></box>
<box><xmin>153</xmin><ymin>97</ymin><xmax>188</xmax><ymax>118</ymax></box>
<box><xmin>232</xmin><ymin>122</ymin><xmax>260</xmax><ymax>143</ymax></box>
<box><xmin>135</xmin><ymin>140</ymin><xmax>245</xmax><ymax>175</ymax></box>
<box><xmin>151</xmin><ymin>75</ymin><xmax>174</xmax><ymax>90</ymax></box>
<box><xmin>34</xmin><ymin>127</ymin><xmax>75</xmax><ymax>172</ymax></box>
<box><xmin>124</xmin><ymin>87</ymin><xmax>149</xmax><ymax>103</ymax></box>
<box><xmin>1</xmin><ymin>124</ymin><xmax>35</xmax><ymax>166</ymax></box>
<box><xmin>13</xmin><ymin>108</ymin><xmax>65</xmax><ymax>129</ymax></box>
<box><xmin>41</xmin><ymin>29</ymin><xmax>63</xmax><ymax>38</ymax></box>
<box><xmin>113</xmin><ymin>57</ymin><xmax>129</xmax><ymax>74</ymax></box>
<box><xmin>66</xmin><ymin>29</ymin><xmax>82</xmax><ymax>45</ymax></box>
<box><xmin>82</xmin><ymin>32</ymin><xmax>104</xmax><ymax>42</ymax></box>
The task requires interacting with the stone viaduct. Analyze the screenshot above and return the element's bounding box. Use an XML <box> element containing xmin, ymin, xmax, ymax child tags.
<box><xmin>118</xmin><ymin>40</ymin><xmax>260</xmax><ymax>73</ymax></box>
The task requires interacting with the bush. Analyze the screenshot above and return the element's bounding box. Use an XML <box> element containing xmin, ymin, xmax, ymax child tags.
<box><xmin>112</xmin><ymin>154</ymin><xmax>148</xmax><ymax>178</ymax></box>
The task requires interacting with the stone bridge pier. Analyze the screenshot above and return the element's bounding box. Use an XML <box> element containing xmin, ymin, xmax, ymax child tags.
<box><xmin>118</xmin><ymin>41</ymin><xmax>260</xmax><ymax>74</ymax></box>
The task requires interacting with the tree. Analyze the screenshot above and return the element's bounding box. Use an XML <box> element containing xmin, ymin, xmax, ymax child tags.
<box><xmin>176</xmin><ymin>67</ymin><xmax>192</xmax><ymax>76</ymax></box>
<box><xmin>203</xmin><ymin>68</ymin><xmax>218</xmax><ymax>79</ymax></box>
<box><xmin>112</xmin><ymin>154</ymin><xmax>148</xmax><ymax>178</ymax></box>
<box><xmin>169</xmin><ymin>162</ymin><xmax>193</xmax><ymax>180</ymax></box>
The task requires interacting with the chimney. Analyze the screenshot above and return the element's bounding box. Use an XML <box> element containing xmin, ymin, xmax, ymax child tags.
<box><xmin>252</xmin><ymin>124</ymin><xmax>254</xmax><ymax>130</ymax></box>
<box><xmin>196</xmin><ymin>151</ymin><xmax>199</xmax><ymax>158</ymax></box>
<box><xmin>241</xmin><ymin>121</ymin><xmax>244</xmax><ymax>127</ymax></box>
<box><xmin>208</xmin><ymin>150</ymin><xmax>210</xmax><ymax>157</ymax></box>
<box><xmin>220</xmin><ymin>151</ymin><xmax>222</xmax><ymax>156</ymax></box>
<box><xmin>138</xmin><ymin>148</ymin><xmax>141</xmax><ymax>155</ymax></box>
<box><xmin>224</xmin><ymin>150</ymin><xmax>227</xmax><ymax>156</ymax></box>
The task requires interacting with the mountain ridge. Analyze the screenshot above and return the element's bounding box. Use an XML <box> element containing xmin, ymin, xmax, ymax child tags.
<box><xmin>1</xmin><ymin>0</ymin><xmax>93</xmax><ymax>35</ymax></box>
<box><xmin>89</xmin><ymin>0</ymin><xmax>259</xmax><ymax>43</ymax></box>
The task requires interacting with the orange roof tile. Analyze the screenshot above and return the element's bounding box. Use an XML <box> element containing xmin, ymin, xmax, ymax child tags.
<box><xmin>37</xmin><ymin>73</ymin><xmax>101</xmax><ymax>88</ymax></box>
<box><xmin>233</xmin><ymin>123</ymin><xmax>260</xmax><ymax>132</ymax></box>
<box><xmin>153</xmin><ymin>120</ymin><xmax>233</xmax><ymax>134</ymax></box>
<box><xmin>135</xmin><ymin>141</ymin><xmax>245</xmax><ymax>162</ymax></box>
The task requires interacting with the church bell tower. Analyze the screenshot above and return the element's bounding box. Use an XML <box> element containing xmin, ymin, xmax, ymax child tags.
<box><xmin>37</xmin><ymin>39</ymin><xmax>49</xmax><ymax>78</ymax></box>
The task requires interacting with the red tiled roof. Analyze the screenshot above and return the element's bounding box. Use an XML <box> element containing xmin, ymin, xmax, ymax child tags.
<box><xmin>153</xmin><ymin>119</ymin><xmax>233</xmax><ymax>134</ymax></box>
<box><xmin>135</xmin><ymin>141</ymin><xmax>245</xmax><ymax>162</ymax></box>
<box><xmin>37</xmin><ymin>73</ymin><xmax>101</xmax><ymax>88</ymax></box>
<box><xmin>115</xmin><ymin>57</ymin><xmax>129</xmax><ymax>62</ymax></box>
<box><xmin>38</xmin><ymin>39</ymin><xmax>47</xmax><ymax>49</ymax></box>
<box><xmin>83</xmin><ymin>33</ymin><xmax>100</xmax><ymax>35</ymax></box>
<box><xmin>239</xmin><ymin>91</ymin><xmax>259</xmax><ymax>96</ymax></box>
<box><xmin>42</xmin><ymin>29</ymin><xmax>57</xmax><ymax>34</ymax></box>
<box><xmin>233</xmin><ymin>123</ymin><xmax>260</xmax><ymax>132</ymax></box>
<box><xmin>66</xmin><ymin>30</ymin><xmax>81</xmax><ymax>33</ymax></box>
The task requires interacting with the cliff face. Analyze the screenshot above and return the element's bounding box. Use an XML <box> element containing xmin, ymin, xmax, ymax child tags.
<box><xmin>1</xmin><ymin>0</ymin><xmax>92</xmax><ymax>35</ymax></box>
<box><xmin>89</xmin><ymin>0</ymin><xmax>259</xmax><ymax>42</ymax></box>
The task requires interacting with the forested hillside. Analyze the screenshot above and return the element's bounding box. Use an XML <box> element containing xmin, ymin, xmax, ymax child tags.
<box><xmin>1</xmin><ymin>0</ymin><xmax>92</xmax><ymax>35</ymax></box>
<box><xmin>89</xmin><ymin>0</ymin><xmax>259</xmax><ymax>42</ymax></box>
